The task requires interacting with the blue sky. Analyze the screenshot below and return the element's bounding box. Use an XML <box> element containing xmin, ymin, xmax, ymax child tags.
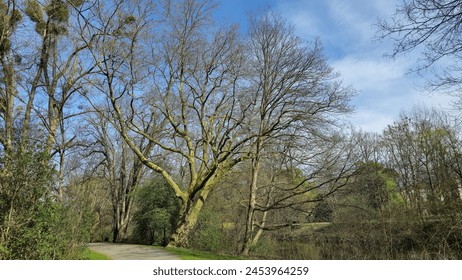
<box><xmin>216</xmin><ymin>0</ymin><xmax>457</xmax><ymax>133</ymax></box>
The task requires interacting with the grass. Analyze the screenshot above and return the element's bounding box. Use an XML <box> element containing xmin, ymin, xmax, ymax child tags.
<box><xmin>81</xmin><ymin>248</ymin><xmax>112</xmax><ymax>260</ymax></box>
<box><xmin>164</xmin><ymin>247</ymin><xmax>244</xmax><ymax>260</ymax></box>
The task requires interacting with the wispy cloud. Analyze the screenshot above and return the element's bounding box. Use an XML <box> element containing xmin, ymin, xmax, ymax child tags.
<box><xmin>275</xmin><ymin>0</ymin><xmax>457</xmax><ymax>133</ymax></box>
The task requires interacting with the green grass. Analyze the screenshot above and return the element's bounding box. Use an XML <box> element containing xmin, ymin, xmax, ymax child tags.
<box><xmin>81</xmin><ymin>248</ymin><xmax>112</xmax><ymax>260</ymax></box>
<box><xmin>164</xmin><ymin>247</ymin><xmax>243</xmax><ymax>260</ymax></box>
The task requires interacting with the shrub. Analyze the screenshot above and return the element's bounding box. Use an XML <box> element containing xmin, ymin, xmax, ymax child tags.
<box><xmin>190</xmin><ymin>209</ymin><xmax>225</xmax><ymax>252</ymax></box>
<box><xmin>0</xmin><ymin>148</ymin><xmax>89</xmax><ymax>259</ymax></box>
<box><xmin>313</xmin><ymin>216</ymin><xmax>462</xmax><ymax>259</ymax></box>
<box><xmin>131</xmin><ymin>177</ymin><xmax>180</xmax><ymax>246</ymax></box>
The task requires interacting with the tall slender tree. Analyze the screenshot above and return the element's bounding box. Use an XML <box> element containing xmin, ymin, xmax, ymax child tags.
<box><xmin>241</xmin><ymin>12</ymin><xmax>354</xmax><ymax>255</ymax></box>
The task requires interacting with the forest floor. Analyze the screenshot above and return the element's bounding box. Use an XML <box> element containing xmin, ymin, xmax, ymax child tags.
<box><xmin>87</xmin><ymin>243</ymin><xmax>181</xmax><ymax>260</ymax></box>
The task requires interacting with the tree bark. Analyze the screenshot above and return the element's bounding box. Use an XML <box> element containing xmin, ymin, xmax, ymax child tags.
<box><xmin>167</xmin><ymin>179</ymin><xmax>215</xmax><ymax>247</ymax></box>
<box><xmin>167</xmin><ymin>201</ymin><xmax>202</xmax><ymax>248</ymax></box>
<box><xmin>242</xmin><ymin>139</ymin><xmax>262</xmax><ymax>256</ymax></box>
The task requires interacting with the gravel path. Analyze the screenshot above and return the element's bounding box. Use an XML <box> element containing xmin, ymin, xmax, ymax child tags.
<box><xmin>87</xmin><ymin>243</ymin><xmax>181</xmax><ymax>260</ymax></box>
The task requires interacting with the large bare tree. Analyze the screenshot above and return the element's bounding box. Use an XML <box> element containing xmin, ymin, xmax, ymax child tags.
<box><xmin>80</xmin><ymin>0</ymin><xmax>254</xmax><ymax>247</ymax></box>
<box><xmin>240</xmin><ymin>12</ymin><xmax>355</xmax><ymax>255</ymax></box>
<box><xmin>79</xmin><ymin>0</ymin><xmax>356</xmax><ymax>248</ymax></box>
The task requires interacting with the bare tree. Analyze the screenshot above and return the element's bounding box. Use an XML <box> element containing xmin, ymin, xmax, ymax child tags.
<box><xmin>0</xmin><ymin>0</ymin><xmax>90</xmax><ymax>249</ymax></box>
<box><xmin>382</xmin><ymin>106</ymin><xmax>462</xmax><ymax>218</ymax></box>
<box><xmin>0</xmin><ymin>0</ymin><xmax>91</xmax><ymax>198</ymax></box>
<box><xmin>351</xmin><ymin>130</ymin><xmax>384</xmax><ymax>164</ymax></box>
<box><xmin>377</xmin><ymin>0</ymin><xmax>462</xmax><ymax>95</ymax></box>
<box><xmin>240</xmin><ymin>12</ymin><xmax>355</xmax><ymax>255</ymax></box>
<box><xmin>79</xmin><ymin>0</ymin><xmax>256</xmax><ymax>247</ymax></box>
<box><xmin>83</xmin><ymin>111</ymin><xmax>153</xmax><ymax>242</ymax></box>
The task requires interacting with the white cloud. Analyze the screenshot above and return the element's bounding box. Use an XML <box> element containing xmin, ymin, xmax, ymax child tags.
<box><xmin>276</xmin><ymin>1</ymin><xmax>326</xmax><ymax>39</ymax></box>
<box><xmin>276</xmin><ymin>0</ymin><xmax>397</xmax><ymax>55</ymax></box>
<box><xmin>326</xmin><ymin>0</ymin><xmax>375</xmax><ymax>43</ymax></box>
<box><xmin>334</xmin><ymin>55</ymin><xmax>457</xmax><ymax>132</ymax></box>
<box><xmin>348</xmin><ymin>109</ymin><xmax>395</xmax><ymax>133</ymax></box>
<box><xmin>275</xmin><ymin>0</ymin><xmax>457</xmax><ymax>133</ymax></box>
<box><xmin>333</xmin><ymin>56</ymin><xmax>407</xmax><ymax>92</ymax></box>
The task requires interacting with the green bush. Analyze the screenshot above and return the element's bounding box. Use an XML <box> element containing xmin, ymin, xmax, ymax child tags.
<box><xmin>6</xmin><ymin>200</ymin><xmax>88</xmax><ymax>259</ymax></box>
<box><xmin>191</xmin><ymin>209</ymin><xmax>225</xmax><ymax>252</ymax></box>
<box><xmin>0</xmin><ymin>148</ymin><xmax>89</xmax><ymax>259</ymax></box>
<box><xmin>131</xmin><ymin>177</ymin><xmax>180</xmax><ymax>246</ymax></box>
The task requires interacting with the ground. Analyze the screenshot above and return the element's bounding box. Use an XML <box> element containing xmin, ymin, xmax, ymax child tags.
<box><xmin>87</xmin><ymin>243</ymin><xmax>181</xmax><ymax>260</ymax></box>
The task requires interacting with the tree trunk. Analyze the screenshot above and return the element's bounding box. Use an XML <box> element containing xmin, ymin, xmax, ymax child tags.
<box><xmin>167</xmin><ymin>196</ymin><xmax>204</xmax><ymax>247</ymax></box>
<box><xmin>241</xmin><ymin>152</ymin><xmax>261</xmax><ymax>256</ymax></box>
<box><xmin>112</xmin><ymin>204</ymin><xmax>131</xmax><ymax>243</ymax></box>
<box><xmin>112</xmin><ymin>224</ymin><xmax>119</xmax><ymax>243</ymax></box>
<box><xmin>167</xmin><ymin>182</ymin><xmax>214</xmax><ymax>247</ymax></box>
<box><xmin>251</xmin><ymin>209</ymin><xmax>268</xmax><ymax>248</ymax></box>
<box><xmin>1</xmin><ymin>56</ymin><xmax>15</xmax><ymax>158</ymax></box>
<box><xmin>113</xmin><ymin>223</ymin><xmax>128</xmax><ymax>243</ymax></box>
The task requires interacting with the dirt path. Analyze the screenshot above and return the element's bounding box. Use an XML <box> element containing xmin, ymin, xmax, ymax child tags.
<box><xmin>87</xmin><ymin>243</ymin><xmax>181</xmax><ymax>260</ymax></box>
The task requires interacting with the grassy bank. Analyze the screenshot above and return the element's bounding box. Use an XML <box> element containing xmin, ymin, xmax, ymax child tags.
<box><xmin>81</xmin><ymin>249</ymin><xmax>112</xmax><ymax>260</ymax></box>
<box><xmin>164</xmin><ymin>247</ymin><xmax>243</xmax><ymax>260</ymax></box>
